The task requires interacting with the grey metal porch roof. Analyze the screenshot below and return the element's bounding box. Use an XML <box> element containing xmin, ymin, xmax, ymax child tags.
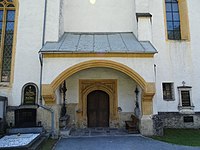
<box><xmin>40</xmin><ymin>32</ymin><xmax>157</xmax><ymax>53</ymax></box>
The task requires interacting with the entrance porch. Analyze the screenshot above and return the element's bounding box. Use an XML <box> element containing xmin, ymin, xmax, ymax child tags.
<box><xmin>39</xmin><ymin>32</ymin><xmax>156</xmax><ymax>136</ymax></box>
<box><xmin>41</xmin><ymin>60</ymin><xmax>156</xmax><ymax>136</ymax></box>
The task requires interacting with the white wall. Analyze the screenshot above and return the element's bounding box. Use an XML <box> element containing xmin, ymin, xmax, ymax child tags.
<box><xmin>42</xmin><ymin>57</ymin><xmax>155</xmax><ymax>84</ymax></box>
<box><xmin>135</xmin><ymin>0</ymin><xmax>149</xmax><ymax>13</ymax></box>
<box><xmin>59</xmin><ymin>0</ymin><xmax>65</xmax><ymax>38</ymax></box>
<box><xmin>138</xmin><ymin>17</ymin><xmax>152</xmax><ymax>41</ymax></box>
<box><xmin>9</xmin><ymin>0</ymin><xmax>45</xmax><ymax>106</ymax></box>
<box><xmin>65</xmin><ymin>68</ymin><xmax>137</xmax><ymax>112</ymax></box>
<box><xmin>1</xmin><ymin>0</ymin><xmax>200</xmax><ymax>115</ymax></box>
<box><xmin>45</xmin><ymin>0</ymin><xmax>61</xmax><ymax>42</ymax></box>
<box><xmin>64</xmin><ymin>0</ymin><xmax>137</xmax><ymax>34</ymax></box>
<box><xmin>149</xmin><ymin>0</ymin><xmax>200</xmax><ymax>112</ymax></box>
<box><xmin>187</xmin><ymin>0</ymin><xmax>200</xmax><ymax>111</ymax></box>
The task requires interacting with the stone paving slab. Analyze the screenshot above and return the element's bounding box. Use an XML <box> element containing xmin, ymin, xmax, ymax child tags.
<box><xmin>0</xmin><ymin>133</ymin><xmax>40</xmax><ymax>149</ymax></box>
<box><xmin>54</xmin><ymin>136</ymin><xmax>200</xmax><ymax>150</ymax></box>
<box><xmin>69</xmin><ymin>128</ymin><xmax>129</xmax><ymax>137</ymax></box>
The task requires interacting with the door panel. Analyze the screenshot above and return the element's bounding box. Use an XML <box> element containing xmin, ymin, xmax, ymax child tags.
<box><xmin>87</xmin><ymin>90</ymin><xmax>109</xmax><ymax>127</ymax></box>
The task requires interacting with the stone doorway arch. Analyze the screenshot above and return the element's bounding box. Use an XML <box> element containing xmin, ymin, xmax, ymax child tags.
<box><xmin>77</xmin><ymin>79</ymin><xmax>117</xmax><ymax>128</ymax></box>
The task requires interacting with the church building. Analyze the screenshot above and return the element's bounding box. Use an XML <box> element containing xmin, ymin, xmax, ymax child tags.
<box><xmin>0</xmin><ymin>0</ymin><xmax>200</xmax><ymax>136</ymax></box>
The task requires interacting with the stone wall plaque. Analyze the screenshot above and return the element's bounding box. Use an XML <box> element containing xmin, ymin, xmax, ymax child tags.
<box><xmin>22</xmin><ymin>83</ymin><xmax>38</xmax><ymax>105</ymax></box>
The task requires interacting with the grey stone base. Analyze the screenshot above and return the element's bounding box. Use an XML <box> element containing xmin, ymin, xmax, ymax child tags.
<box><xmin>140</xmin><ymin>115</ymin><xmax>154</xmax><ymax>136</ymax></box>
<box><xmin>157</xmin><ymin>112</ymin><xmax>200</xmax><ymax>129</ymax></box>
<box><xmin>7</xmin><ymin>107</ymin><xmax>200</xmax><ymax>137</ymax></box>
<box><xmin>152</xmin><ymin>112</ymin><xmax>200</xmax><ymax>136</ymax></box>
<box><xmin>152</xmin><ymin>115</ymin><xmax>163</xmax><ymax>136</ymax></box>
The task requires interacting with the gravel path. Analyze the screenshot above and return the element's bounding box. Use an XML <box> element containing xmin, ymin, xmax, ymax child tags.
<box><xmin>54</xmin><ymin>135</ymin><xmax>200</xmax><ymax>150</ymax></box>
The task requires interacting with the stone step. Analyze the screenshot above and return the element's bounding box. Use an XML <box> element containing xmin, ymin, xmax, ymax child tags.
<box><xmin>7</xmin><ymin>127</ymin><xmax>45</xmax><ymax>134</ymax></box>
<box><xmin>69</xmin><ymin>128</ymin><xmax>131</xmax><ymax>137</ymax></box>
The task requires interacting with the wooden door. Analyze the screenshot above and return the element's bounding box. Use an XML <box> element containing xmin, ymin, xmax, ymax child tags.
<box><xmin>87</xmin><ymin>90</ymin><xmax>109</xmax><ymax>127</ymax></box>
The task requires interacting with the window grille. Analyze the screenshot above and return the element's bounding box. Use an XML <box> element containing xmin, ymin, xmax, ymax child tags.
<box><xmin>0</xmin><ymin>0</ymin><xmax>15</xmax><ymax>82</ymax></box>
<box><xmin>181</xmin><ymin>91</ymin><xmax>191</xmax><ymax>107</ymax></box>
<box><xmin>178</xmin><ymin>85</ymin><xmax>194</xmax><ymax>111</ymax></box>
<box><xmin>162</xmin><ymin>83</ymin><xmax>174</xmax><ymax>101</ymax></box>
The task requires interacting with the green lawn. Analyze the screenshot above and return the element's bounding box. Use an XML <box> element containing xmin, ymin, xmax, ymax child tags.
<box><xmin>39</xmin><ymin>138</ymin><xmax>58</xmax><ymax>150</ymax></box>
<box><xmin>152</xmin><ymin>129</ymin><xmax>200</xmax><ymax>146</ymax></box>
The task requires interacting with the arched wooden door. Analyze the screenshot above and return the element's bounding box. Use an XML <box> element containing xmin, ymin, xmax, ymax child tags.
<box><xmin>87</xmin><ymin>90</ymin><xmax>109</xmax><ymax>127</ymax></box>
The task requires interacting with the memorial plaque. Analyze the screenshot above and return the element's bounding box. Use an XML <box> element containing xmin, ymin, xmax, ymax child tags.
<box><xmin>22</xmin><ymin>84</ymin><xmax>38</xmax><ymax>105</ymax></box>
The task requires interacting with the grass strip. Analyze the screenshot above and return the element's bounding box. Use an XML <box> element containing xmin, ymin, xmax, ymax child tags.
<box><xmin>39</xmin><ymin>138</ymin><xmax>58</xmax><ymax>150</ymax></box>
<box><xmin>152</xmin><ymin>129</ymin><xmax>200</xmax><ymax>146</ymax></box>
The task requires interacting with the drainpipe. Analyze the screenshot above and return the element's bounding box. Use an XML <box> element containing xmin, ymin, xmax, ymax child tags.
<box><xmin>42</xmin><ymin>0</ymin><xmax>47</xmax><ymax>46</ymax></box>
<box><xmin>39</xmin><ymin>53</ymin><xmax>43</xmax><ymax>106</ymax></box>
<box><xmin>38</xmin><ymin>0</ymin><xmax>55</xmax><ymax>138</ymax></box>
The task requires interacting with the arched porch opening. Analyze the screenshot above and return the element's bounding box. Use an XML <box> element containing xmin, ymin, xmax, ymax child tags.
<box><xmin>42</xmin><ymin>60</ymin><xmax>155</xmax><ymax>135</ymax></box>
<box><xmin>43</xmin><ymin>60</ymin><xmax>155</xmax><ymax>114</ymax></box>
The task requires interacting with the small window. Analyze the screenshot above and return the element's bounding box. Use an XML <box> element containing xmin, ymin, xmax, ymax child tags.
<box><xmin>162</xmin><ymin>83</ymin><xmax>174</xmax><ymax>101</ymax></box>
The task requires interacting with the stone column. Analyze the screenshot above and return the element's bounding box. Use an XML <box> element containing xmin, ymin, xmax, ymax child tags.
<box><xmin>42</xmin><ymin>84</ymin><xmax>56</xmax><ymax>105</ymax></box>
<box><xmin>140</xmin><ymin>115</ymin><xmax>153</xmax><ymax>136</ymax></box>
<box><xmin>140</xmin><ymin>83</ymin><xmax>155</xmax><ymax>136</ymax></box>
<box><xmin>42</xmin><ymin>84</ymin><xmax>61</xmax><ymax>136</ymax></box>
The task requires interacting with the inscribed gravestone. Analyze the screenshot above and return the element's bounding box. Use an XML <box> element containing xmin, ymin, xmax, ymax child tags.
<box><xmin>23</xmin><ymin>84</ymin><xmax>37</xmax><ymax>105</ymax></box>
